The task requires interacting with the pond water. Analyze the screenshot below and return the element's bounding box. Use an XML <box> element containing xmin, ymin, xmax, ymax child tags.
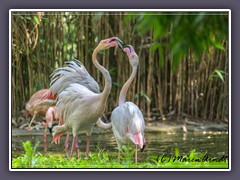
<box><xmin>12</xmin><ymin>129</ymin><xmax>229</xmax><ymax>162</ymax></box>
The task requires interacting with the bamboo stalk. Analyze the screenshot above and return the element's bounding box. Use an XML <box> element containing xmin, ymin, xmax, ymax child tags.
<box><xmin>11</xmin><ymin>12</ymin><xmax>229</xmax><ymax>124</ymax></box>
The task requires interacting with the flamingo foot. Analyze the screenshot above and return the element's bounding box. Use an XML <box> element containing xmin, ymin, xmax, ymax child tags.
<box><xmin>52</xmin><ymin>132</ymin><xmax>64</xmax><ymax>144</ymax></box>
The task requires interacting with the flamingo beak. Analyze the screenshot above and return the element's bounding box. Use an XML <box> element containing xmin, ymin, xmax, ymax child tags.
<box><xmin>109</xmin><ymin>38</ymin><xmax>124</xmax><ymax>51</ymax></box>
<box><xmin>140</xmin><ymin>144</ymin><xmax>146</xmax><ymax>152</ymax></box>
<box><xmin>48</xmin><ymin>127</ymin><xmax>52</xmax><ymax>134</ymax></box>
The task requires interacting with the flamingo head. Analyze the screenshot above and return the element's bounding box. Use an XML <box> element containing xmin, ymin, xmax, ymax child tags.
<box><xmin>123</xmin><ymin>45</ymin><xmax>139</xmax><ymax>67</ymax></box>
<box><xmin>128</xmin><ymin>132</ymin><xmax>145</xmax><ymax>151</ymax></box>
<box><xmin>96</xmin><ymin>37</ymin><xmax>124</xmax><ymax>51</ymax></box>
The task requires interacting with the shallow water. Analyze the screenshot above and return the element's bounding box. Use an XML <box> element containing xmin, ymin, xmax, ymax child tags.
<box><xmin>11</xmin><ymin>130</ymin><xmax>229</xmax><ymax>161</ymax></box>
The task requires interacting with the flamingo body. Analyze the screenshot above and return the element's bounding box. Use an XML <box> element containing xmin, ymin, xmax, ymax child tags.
<box><xmin>111</xmin><ymin>102</ymin><xmax>145</xmax><ymax>149</ymax></box>
<box><xmin>53</xmin><ymin>83</ymin><xmax>103</xmax><ymax>138</ymax></box>
<box><xmin>25</xmin><ymin>89</ymin><xmax>51</xmax><ymax>118</ymax></box>
<box><xmin>51</xmin><ymin>37</ymin><xmax>123</xmax><ymax>158</ymax></box>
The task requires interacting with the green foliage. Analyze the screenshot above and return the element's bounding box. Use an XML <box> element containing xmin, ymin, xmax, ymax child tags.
<box><xmin>153</xmin><ymin>148</ymin><xmax>228</xmax><ymax>168</ymax></box>
<box><xmin>33</xmin><ymin>16</ymin><xmax>40</xmax><ymax>25</ymax></box>
<box><xmin>12</xmin><ymin>11</ymin><xmax>229</xmax><ymax>123</ymax></box>
<box><xmin>209</xmin><ymin>69</ymin><xmax>228</xmax><ymax>82</ymax></box>
<box><xmin>125</xmin><ymin>12</ymin><xmax>228</xmax><ymax>72</ymax></box>
<box><xmin>12</xmin><ymin>141</ymin><xmax>228</xmax><ymax>169</ymax></box>
<box><xmin>13</xmin><ymin>141</ymin><xmax>41</xmax><ymax>168</ymax></box>
<box><xmin>117</xmin><ymin>143</ymin><xmax>136</xmax><ymax>166</ymax></box>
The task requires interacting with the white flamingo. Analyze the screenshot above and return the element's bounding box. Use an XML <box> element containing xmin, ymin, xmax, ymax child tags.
<box><xmin>50</xmin><ymin>37</ymin><xmax>123</xmax><ymax>158</ymax></box>
<box><xmin>111</xmin><ymin>45</ymin><xmax>146</xmax><ymax>163</ymax></box>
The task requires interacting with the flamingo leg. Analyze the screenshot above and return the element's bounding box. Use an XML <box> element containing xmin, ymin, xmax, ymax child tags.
<box><xmin>43</xmin><ymin>124</ymin><xmax>47</xmax><ymax>151</ymax></box>
<box><xmin>27</xmin><ymin>113</ymin><xmax>37</xmax><ymax>130</ymax></box>
<box><xmin>74</xmin><ymin>136</ymin><xmax>79</xmax><ymax>159</ymax></box>
<box><xmin>70</xmin><ymin>136</ymin><xmax>79</xmax><ymax>158</ymax></box>
<box><xmin>85</xmin><ymin>136</ymin><xmax>90</xmax><ymax>158</ymax></box>
<box><xmin>64</xmin><ymin>132</ymin><xmax>70</xmax><ymax>156</ymax></box>
<box><xmin>70</xmin><ymin>136</ymin><xmax>76</xmax><ymax>158</ymax></box>
<box><xmin>135</xmin><ymin>145</ymin><xmax>138</xmax><ymax>164</ymax></box>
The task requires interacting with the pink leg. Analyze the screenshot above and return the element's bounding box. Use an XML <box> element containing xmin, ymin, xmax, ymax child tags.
<box><xmin>70</xmin><ymin>136</ymin><xmax>79</xmax><ymax>158</ymax></box>
<box><xmin>74</xmin><ymin>136</ymin><xmax>79</xmax><ymax>159</ymax></box>
<box><xmin>135</xmin><ymin>145</ymin><xmax>138</xmax><ymax>164</ymax></box>
<box><xmin>70</xmin><ymin>136</ymin><xmax>76</xmax><ymax>158</ymax></box>
<box><xmin>64</xmin><ymin>132</ymin><xmax>70</xmax><ymax>155</ymax></box>
<box><xmin>85</xmin><ymin>136</ymin><xmax>90</xmax><ymax>158</ymax></box>
<box><xmin>27</xmin><ymin>113</ymin><xmax>37</xmax><ymax>130</ymax></box>
<box><xmin>43</xmin><ymin>125</ymin><xmax>47</xmax><ymax>151</ymax></box>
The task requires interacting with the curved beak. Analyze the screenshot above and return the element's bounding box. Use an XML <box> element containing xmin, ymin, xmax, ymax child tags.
<box><xmin>110</xmin><ymin>38</ymin><xmax>124</xmax><ymax>51</ymax></box>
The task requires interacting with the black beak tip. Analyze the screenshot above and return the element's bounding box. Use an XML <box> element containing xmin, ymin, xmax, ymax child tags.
<box><xmin>116</xmin><ymin>41</ymin><xmax>124</xmax><ymax>51</ymax></box>
<box><xmin>140</xmin><ymin>144</ymin><xmax>146</xmax><ymax>152</ymax></box>
<box><xmin>48</xmin><ymin>127</ymin><xmax>52</xmax><ymax>134</ymax></box>
<box><xmin>110</xmin><ymin>38</ymin><xmax>124</xmax><ymax>51</ymax></box>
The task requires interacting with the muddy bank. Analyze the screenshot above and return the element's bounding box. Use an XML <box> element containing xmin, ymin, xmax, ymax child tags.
<box><xmin>12</xmin><ymin>120</ymin><xmax>228</xmax><ymax>137</ymax></box>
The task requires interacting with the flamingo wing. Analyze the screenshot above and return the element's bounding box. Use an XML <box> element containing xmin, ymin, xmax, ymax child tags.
<box><xmin>50</xmin><ymin>59</ymin><xmax>100</xmax><ymax>97</ymax></box>
<box><xmin>56</xmin><ymin>83</ymin><xmax>97</xmax><ymax>125</ymax></box>
<box><xmin>26</xmin><ymin>89</ymin><xmax>50</xmax><ymax>111</ymax></box>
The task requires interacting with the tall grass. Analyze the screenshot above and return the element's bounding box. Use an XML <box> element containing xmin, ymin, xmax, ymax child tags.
<box><xmin>12</xmin><ymin>141</ymin><xmax>228</xmax><ymax>169</ymax></box>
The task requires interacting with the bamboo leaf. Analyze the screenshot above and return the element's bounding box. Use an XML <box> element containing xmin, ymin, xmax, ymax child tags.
<box><xmin>134</xmin><ymin>92</ymin><xmax>151</xmax><ymax>103</ymax></box>
<box><xmin>112</xmin><ymin>82</ymin><xmax>122</xmax><ymax>87</ymax></box>
<box><xmin>215</xmin><ymin>69</ymin><xmax>225</xmax><ymax>82</ymax></box>
<box><xmin>33</xmin><ymin>16</ymin><xmax>40</xmax><ymax>25</ymax></box>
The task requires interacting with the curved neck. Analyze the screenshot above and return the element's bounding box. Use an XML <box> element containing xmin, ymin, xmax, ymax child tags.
<box><xmin>92</xmin><ymin>49</ymin><xmax>112</xmax><ymax>103</ymax></box>
<box><xmin>118</xmin><ymin>65</ymin><xmax>137</xmax><ymax>105</ymax></box>
<box><xmin>96</xmin><ymin>118</ymin><xmax>112</xmax><ymax>129</ymax></box>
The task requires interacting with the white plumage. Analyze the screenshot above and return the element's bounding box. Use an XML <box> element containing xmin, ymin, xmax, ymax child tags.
<box><xmin>50</xmin><ymin>60</ymin><xmax>100</xmax><ymax>95</ymax></box>
<box><xmin>111</xmin><ymin>45</ymin><xmax>146</xmax><ymax>163</ymax></box>
<box><xmin>50</xmin><ymin>37</ymin><xmax>123</xmax><ymax>158</ymax></box>
<box><xmin>111</xmin><ymin>102</ymin><xmax>145</xmax><ymax>148</ymax></box>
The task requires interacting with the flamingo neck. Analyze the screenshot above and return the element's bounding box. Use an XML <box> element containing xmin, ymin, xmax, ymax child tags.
<box><xmin>92</xmin><ymin>49</ymin><xmax>112</xmax><ymax>104</ymax></box>
<box><xmin>118</xmin><ymin>65</ymin><xmax>137</xmax><ymax>106</ymax></box>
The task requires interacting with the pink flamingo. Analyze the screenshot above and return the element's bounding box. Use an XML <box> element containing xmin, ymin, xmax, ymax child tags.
<box><xmin>25</xmin><ymin>89</ymin><xmax>59</xmax><ymax>147</ymax></box>
<box><xmin>25</xmin><ymin>89</ymin><xmax>52</xmax><ymax>130</ymax></box>
<box><xmin>41</xmin><ymin>106</ymin><xmax>59</xmax><ymax>148</ymax></box>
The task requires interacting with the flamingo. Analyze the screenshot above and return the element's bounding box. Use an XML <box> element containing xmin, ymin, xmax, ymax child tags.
<box><xmin>41</xmin><ymin>106</ymin><xmax>59</xmax><ymax>148</ymax></box>
<box><xmin>25</xmin><ymin>89</ymin><xmax>52</xmax><ymax>130</ymax></box>
<box><xmin>25</xmin><ymin>89</ymin><xmax>59</xmax><ymax>149</ymax></box>
<box><xmin>50</xmin><ymin>37</ymin><xmax>124</xmax><ymax>158</ymax></box>
<box><xmin>111</xmin><ymin>45</ymin><xmax>146</xmax><ymax>163</ymax></box>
